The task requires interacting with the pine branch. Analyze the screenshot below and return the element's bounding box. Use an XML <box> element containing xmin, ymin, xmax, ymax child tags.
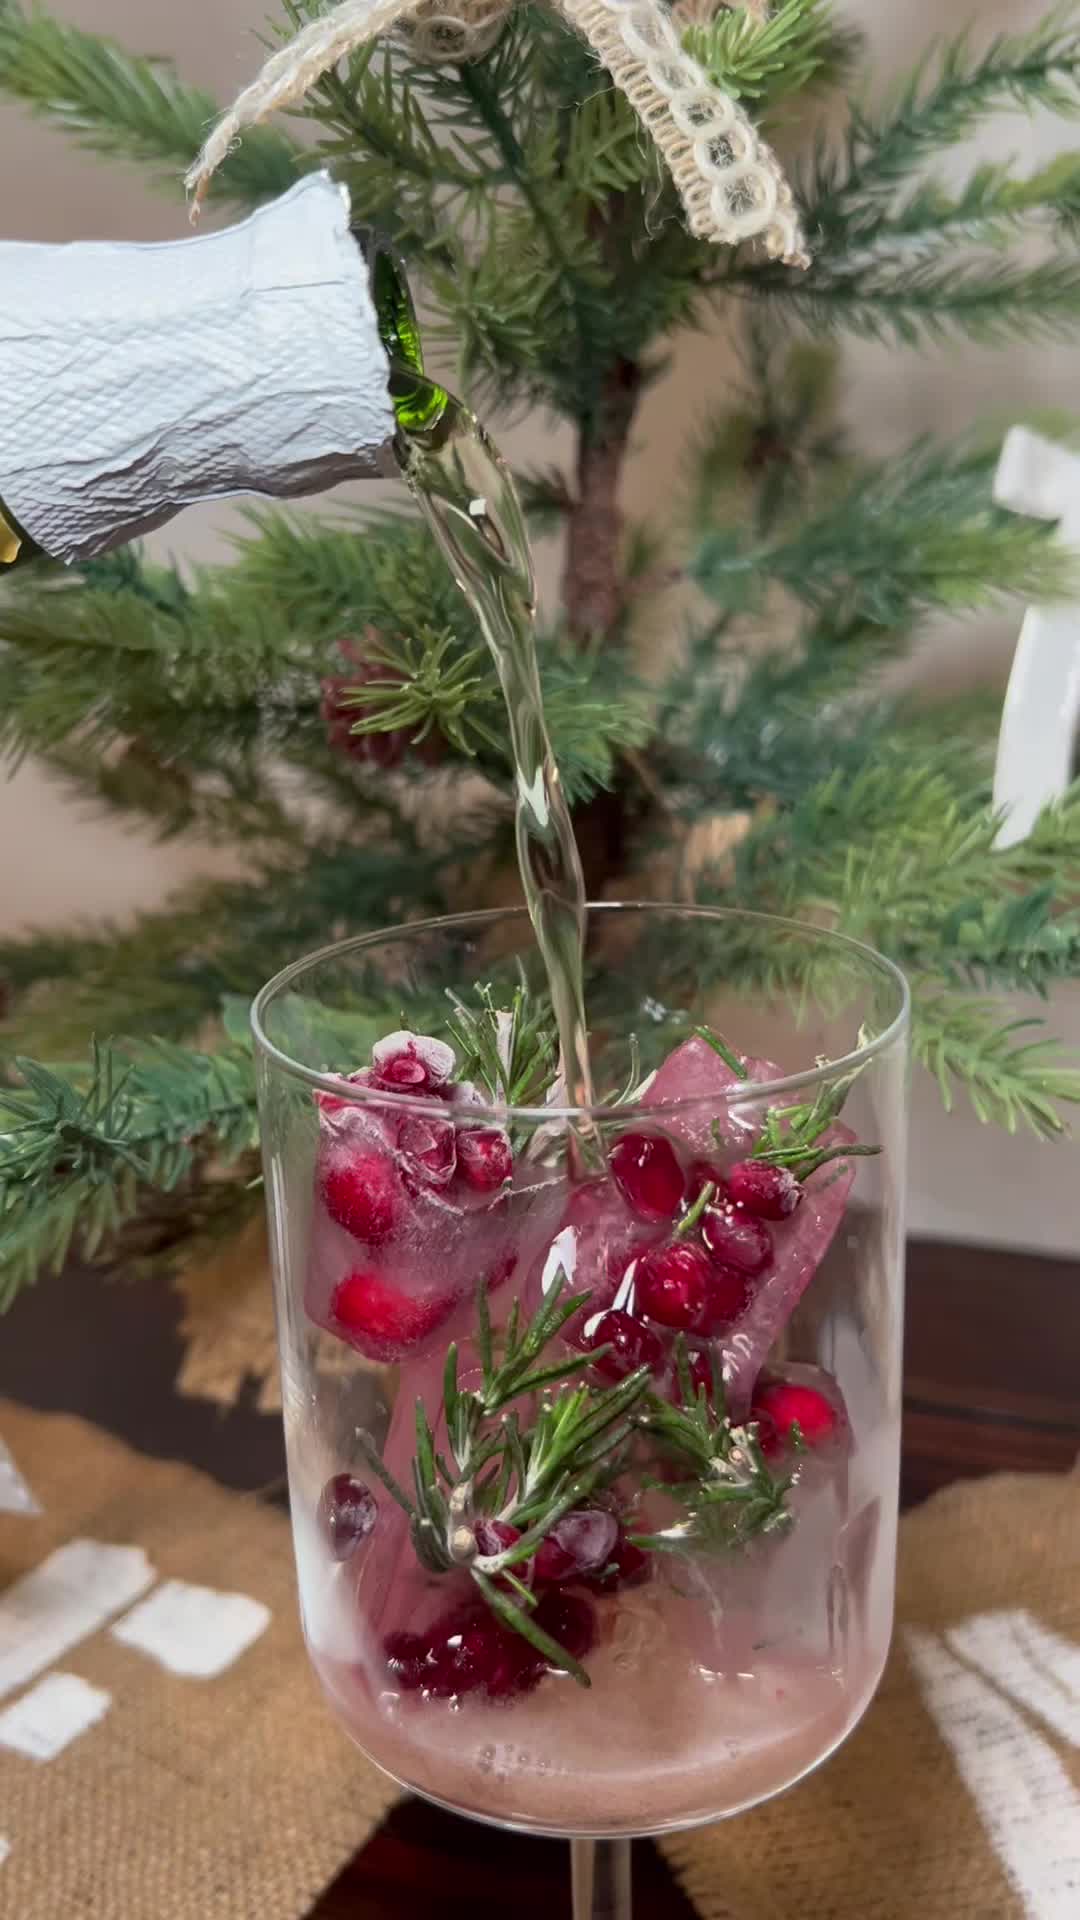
<box><xmin>0</xmin><ymin>1042</ymin><xmax>259</xmax><ymax>1308</ymax></box>
<box><xmin>684</xmin><ymin>0</ymin><xmax>859</xmax><ymax>111</ymax></box>
<box><xmin>913</xmin><ymin>995</ymin><xmax>1080</xmax><ymax>1139</ymax></box>
<box><xmin>737</xmin><ymin>255</ymin><xmax>1080</xmax><ymax>350</ymax></box>
<box><xmin>691</xmin><ymin>439</ymin><xmax>1076</xmax><ymax>628</ymax></box>
<box><xmin>0</xmin><ymin>2</ymin><xmax>300</xmax><ymax>203</ymax></box>
<box><xmin>810</xmin><ymin>7</ymin><xmax>1080</xmax><ymax>234</ymax></box>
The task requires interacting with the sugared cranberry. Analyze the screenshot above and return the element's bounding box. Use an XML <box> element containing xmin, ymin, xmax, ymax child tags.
<box><xmin>370</xmin><ymin>1031</ymin><xmax>456</xmax><ymax>1095</ymax></box>
<box><xmin>397</xmin><ymin>1111</ymin><xmax>457</xmax><ymax>1187</ymax></box>
<box><xmin>698</xmin><ymin>1261</ymin><xmax>754</xmax><ymax>1334</ymax></box>
<box><xmin>584</xmin><ymin>1530</ymin><xmax>652</xmax><ymax>1593</ymax></box>
<box><xmin>318</xmin><ymin>1473</ymin><xmax>377</xmax><ymax>1560</ymax></box>
<box><xmin>457</xmin><ymin>1128</ymin><xmax>513</xmax><ymax>1193</ymax></box>
<box><xmin>533</xmin><ymin>1509</ymin><xmax>619</xmax><ymax>1585</ymax></box>
<box><xmin>610</xmin><ymin>1132</ymin><xmax>686</xmax><ymax>1223</ymax></box>
<box><xmin>330</xmin><ymin>1270</ymin><xmax>453</xmax><ymax>1360</ymax></box>
<box><xmin>581</xmin><ymin>1308</ymin><xmax>664</xmax><ymax>1382</ymax></box>
<box><xmin>533</xmin><ymin>1589</ymin><xmax>597</xmax><ymax>1663</ymax></box>
<box><xmin>318</xmin><ymin>1147</ymin><xmax>401</xmax><ymax>1245</ymax></box>
<box><xmin>752</xmin><ymin>1380</ymin><xmax>837</xmax><ymax>1454</ymax></box>
<box><xmin>726</xmin><ymin>1160</ymin><xmax>801</xmax><ymax>1220</ymax></box>
<box><xmin>701</xmin><ymin>1200</ymin><xmax>773</xmax><ymax>1276</ymax></box>
<box><xmin>635</xmin><ymin>1242</ymin><xmax>712</xmax><ymax>1330</ymax></box>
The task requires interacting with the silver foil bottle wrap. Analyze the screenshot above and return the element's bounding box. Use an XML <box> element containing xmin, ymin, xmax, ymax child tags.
<box><xmin>0</xmin><ymin>172</ymin><xmax>395</xmax><ymax>564</ymax></box>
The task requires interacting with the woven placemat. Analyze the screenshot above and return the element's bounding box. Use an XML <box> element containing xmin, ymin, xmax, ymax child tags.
<box><xmin>663</xmin><ymin>1465</ymin><xmax>1080</xmax><ymax>1920</ymax></box>
<box><xmin>0</xmin><ymin>1400</ymin><xmax>399</xmax><ymax>1920</ymax></box>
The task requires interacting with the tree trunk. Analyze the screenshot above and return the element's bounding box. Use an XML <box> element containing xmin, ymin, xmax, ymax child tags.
<box><xmin>563</xmin><ymin>357</ymin><xmax>641</xmax><ymax>643</ymax></box>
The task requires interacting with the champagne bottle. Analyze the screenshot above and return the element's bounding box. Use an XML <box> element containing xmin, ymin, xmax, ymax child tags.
<box><xmin>0</xmin><ymin>172</ymin><xmax>441</xmax><ymax>572</ymax></box>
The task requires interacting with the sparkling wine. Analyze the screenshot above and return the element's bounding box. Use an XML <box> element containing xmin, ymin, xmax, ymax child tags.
<box><xmin>395</xmin><ymin>387</ymin><xmax>595</xmax><ymax>1116</ymax></box>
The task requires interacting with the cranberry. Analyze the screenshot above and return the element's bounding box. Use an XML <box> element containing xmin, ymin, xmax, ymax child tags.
<box><xmin>330</xmin><ymin>1270</ymin><xmax>453</xmax><ymax>1361</ymax></box>
<box><xmin>701</xmin><ymin>1200</ymin><xmax>773</xmax><ymax>1276</ymax></box>
<box><xmin>321</xmin><ymin>641</ymin><xmax>445</xmax><ymax>770</ymax></box>
<box><xmin>752</xmin><ymin>1380</ymin><xmax>837</xmax><ymax>1454</ymax></box>
<box><xmin>726</xmin><ymin>1160</ymin><xmax>801</xmax><ymax>1220</ymax></box>
<box><xmin>486</xmin><ymin>1252</ymin><xmax>517</xmax><ymax>1294</ymax></box>
<box><xmin>679</xmin><ymin>1347</ymin><xmax>715</xmax><ymax>1403</ymax></box>
<box><xmin>397</xmin><ymin>1111</ymin><xmax>457</xmax><ymax>1188</ymax></box>
<box><xmin>318</xmin><ymin>1473</ymin><xmax>377</xmax><ymax>1560</ymax></box>
<box><xmin>370</xmin><ymin>1031</ymin><xmax>456</xmax><ymax>1095</ymax></box>
<box><xmin>533</xmin><ymin>1589</ymin><xmax>597</xmax><ymax>1663</ymax></box>
<box><xmin>584</xmin><ymin>1530</ymin><xmax>652</xmax><ymax>1592</ymax></box>
<box><xmin>687</xmin><ymin>1158</ymin><xmax>726</xmax><ymax>1202</ymax></box>
<box><xmin>533</xmin><ymin>1509</ymin><xmax>619</xmax><ymax>1585</ymax></box>
<box><xmin>698</xmin><ymin>1261</ymin><xmax>754</xmax><ymax>1334</ymax></box>
<box><xmin>318</xmin><ymin>1147</ymin><xmax>400</xmax><ymax>1246</ymax></box>
<box><xmin>635</xmin><ymin>1242</ymin><xmax>712</xmax><ymax>1330</ymax></box>
<box><xmin>457</xmin><ymin>1128</ymin><xmax>513</xmax><ymax>1193</ymax></box>
<box><xmin>580</xmin><ymin>1308</ymin><xmax>664</xmax><ymax>1382</ymax></box>
<box><xmin>610</xmin><ymin>1132</ymin><xmax>686</xmax><ymax>1223</ymax></box>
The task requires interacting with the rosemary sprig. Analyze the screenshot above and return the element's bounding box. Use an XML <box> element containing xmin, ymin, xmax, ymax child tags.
<box><xmin>445</xmin><ymin>975</ymin><xmax>558</xmax><ymax>1110</ymax></box>
<box><xmin>694</xmin><ymin>1025</ymin><xmax>749</xmax><ymax>1079</ymax></box>
<box><xmin>364</xmin><ymin>1270</ymin><xmax>652</xmax><ymax>1684</ymax></box>
<box><xmin>635</xmin><ymin>1341</ymin><xmax>798</xmax><ymax>1557</ymax></box>
<box><xmin>748</xmin><ymin>1057</ymin><xmax>882</xmax><ymax>1181</ymax></box>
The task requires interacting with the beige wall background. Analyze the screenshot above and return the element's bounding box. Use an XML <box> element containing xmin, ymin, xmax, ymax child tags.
<box><xmin>1</xmin><ymin>0</ymin><xmax>1078</xmax><ymax>1255</ymax></box>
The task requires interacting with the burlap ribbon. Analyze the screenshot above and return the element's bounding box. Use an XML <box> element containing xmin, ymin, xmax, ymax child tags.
<box><xmin>0</xmin><ymin>1401</ymin><xmax>397</xmax><ymax>1920</ymax></box>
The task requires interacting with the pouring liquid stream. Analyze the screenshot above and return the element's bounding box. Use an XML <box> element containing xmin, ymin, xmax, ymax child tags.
<box><xmin>393</xmin><ymin>375</ymin><xmax>597</xmax><ymax>1138</ymax></box>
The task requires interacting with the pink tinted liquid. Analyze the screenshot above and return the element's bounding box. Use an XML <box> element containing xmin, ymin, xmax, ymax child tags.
<box><xmin>303</xmin><ymin>1436</ymin><xmax>896</xmax><ymax>1836</ymax></box>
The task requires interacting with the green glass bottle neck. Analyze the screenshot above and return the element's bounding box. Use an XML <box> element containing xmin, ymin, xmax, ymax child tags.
<box><xmin>368</xmin><ymin>249</ymin><xmax>448</xmax><ymax>435</ymax></box>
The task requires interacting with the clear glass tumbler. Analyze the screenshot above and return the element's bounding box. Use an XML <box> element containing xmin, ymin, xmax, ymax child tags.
<box><xmin>251</xmin><ymin>904</ymin><xmax>909</xmax><ymax>1919</ymax></box>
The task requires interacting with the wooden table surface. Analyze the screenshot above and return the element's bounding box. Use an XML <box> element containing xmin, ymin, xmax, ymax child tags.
<box><xmin>2</xmin><ymin>1236</ymin><xmax>1077</xmax><ymax>1918</ymax></box>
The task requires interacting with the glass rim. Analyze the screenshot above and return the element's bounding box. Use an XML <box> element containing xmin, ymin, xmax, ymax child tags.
<box><xmin>250</xmin><ymin>901</ymin><xmax>911</xmax><ymax>1124</ymax></box>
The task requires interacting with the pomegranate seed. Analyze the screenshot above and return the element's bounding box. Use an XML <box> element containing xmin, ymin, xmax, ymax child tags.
<box><xmin>752</xmin><ymin>1380</ymin><xmax>838</xmax><ymax>1453</ymax></box>
<box><xmin>370</xmin><ymin>1031</ymin><xmax>455</xmax><ymax>1094</ymax></box>
<box><xmin>701</xmin><ymin>1200</ymin><xmax>773</xmax><ymax>1276</ymax></box>
<box><xmin>330</xmin><ymin>1271</ymin><xmax>453</xmax><ymax>1361</ymax></box>
<box><xmin>397</xmin><ymin>1111</ymin><xmax>457</xmax><ymax>1187</ymax></box>
<box><xmin>457</xmin><ymin>1128</ymin><xmax>513</xmax><ymax>1193</ymax></box>
<box><xmin>581</xmin><ymin>1308</ymin><xmax>664</xmax><ymax>1382</ymax></box>
<box><xmin>533</xmin><ymin>1589</ymin><xmax>597</xmax><ymax>1663</ymax></box>
<box><xmin>610</xmin><ymin>1132</ymin><xmax>686</xmax><ymax>1223</ymax></box>
<box><xmin>318</xmin><ymin>1473</ymin><xmax>377</xmax><ymax>1560</ymax></box>
<box><xmin>726</xmin><ymin>1160</ymin><xmax>801</xmax><ymax>1220</ymax></box>
<box><xmin>533</xmin><ymin>1509</ymin><xmax>619</xmax><ymax>1585</ymax></box>
<box><xmin>585</xmin><ymin>1530</ymin><xmax>652</xmax><ymax>1593</ymax></box>
<box><xmin>635</xmin><ymin>1241</ymin><xmax>712</xmax><ymax>1330</ymax></box>
<box><xmin>386</xmin><ymin>1602</ymin><xmax>545</xmax><ymax>1701</ymax></box>
<box><xmin>698</xmin><ymin>1261</ymin><xmax>754</xmax><ymax>1334</ymax></box>
<box><xmin>385</xmin><ymin>1629</ymin><xmax>430</xmax><ymax>1691</ymax></box>
<box><xmin>318</xmin><ymin>1147</ymin><xmax>401</xmax><ymax>1245</ymax></box>
<box><xmin>474</xmin><ymin>1518</ymin><xmax>524</xmax><ymax>1589</ymax></box>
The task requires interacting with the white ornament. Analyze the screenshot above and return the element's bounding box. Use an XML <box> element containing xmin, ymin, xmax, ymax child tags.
<box><xmin>992</xmin><ymin>427</ymin><xmax>1080</xmax><ymax>849</ymax></box>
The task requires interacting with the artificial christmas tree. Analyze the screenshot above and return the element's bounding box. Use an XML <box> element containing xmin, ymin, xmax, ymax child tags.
<box><xmin>1</xmin><ymin>0</ymin><xmax>1079</xmax><ymax>1361</ymax></box>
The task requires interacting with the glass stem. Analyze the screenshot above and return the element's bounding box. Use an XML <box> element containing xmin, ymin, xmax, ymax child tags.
<box><xmin>571</xmin><ymin>1838</ymin><xmax>632</xmax><ymax>1920</ymax></box>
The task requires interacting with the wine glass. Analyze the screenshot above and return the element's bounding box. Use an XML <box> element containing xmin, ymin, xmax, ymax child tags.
<box><xmin>251</xmin><ymin>903</ymin><xmax>909</xmax><ymax>1919</ymax></box>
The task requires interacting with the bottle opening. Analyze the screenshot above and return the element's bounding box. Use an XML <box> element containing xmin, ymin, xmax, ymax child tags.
<box><xmin>371</xmin><ymin>251</ymin><xmax>448</xmax><ymax>434</ymax></box>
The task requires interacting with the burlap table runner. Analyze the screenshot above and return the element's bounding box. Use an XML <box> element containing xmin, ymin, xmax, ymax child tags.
<box><xmin>663</xmin><ymin>1465</ymin><xmax>1080</xmax><ymax>1920</ymax></box>
<box><xmin>0</xmin><ymin>1400</ymin><xmax>398</xmax><ymax>1920</ymax></box>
